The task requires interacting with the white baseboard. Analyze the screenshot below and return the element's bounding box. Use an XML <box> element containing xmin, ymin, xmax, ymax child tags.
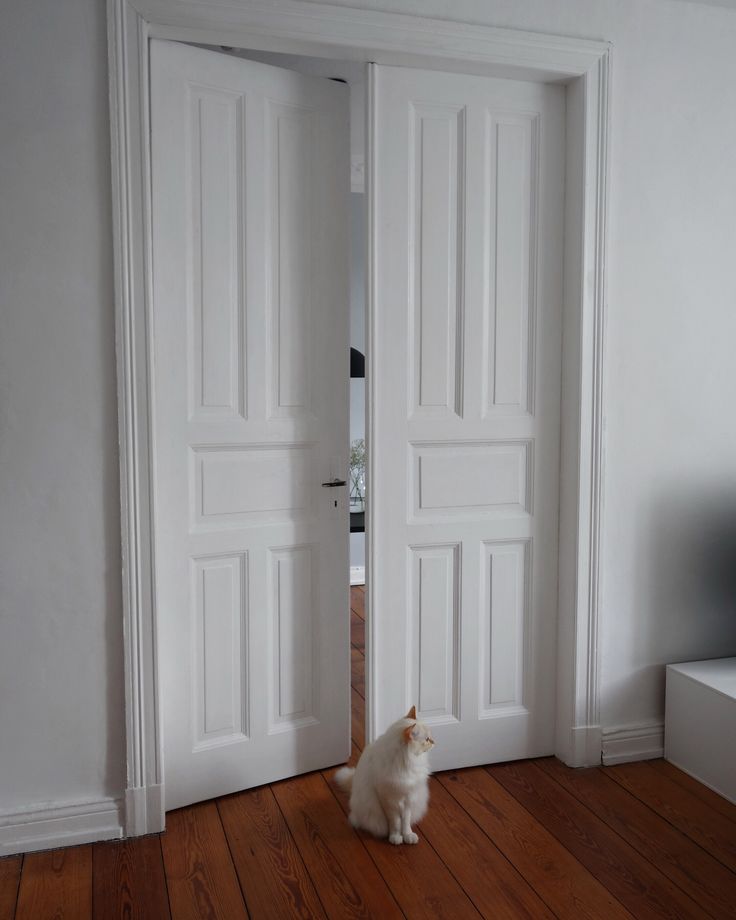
<box><xmin>601</xmin><ymin>721</ymin><xmax>664</xmax><ymax>765</ymax></box>
<box><xmin>558</xmin><ymin>724</ymin><xmax>602</xmax><ymax>767</ymax></box>
<box><xmin>125</xmin><ymin>783</ymin><xmax>165</xmax><ymax>836</ymax></box>
<box><xmin>0</xmin><ymin>796</ymin><xmax>123</xmax><ymax>857</ymax></box>
<box><xmin>350</xmin><ymin>566</ymin><xmax>365</xmax><ymax>586</ymax></box>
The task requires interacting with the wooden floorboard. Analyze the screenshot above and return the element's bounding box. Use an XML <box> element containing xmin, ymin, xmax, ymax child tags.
<box><xmin>419</xmin><ymin>776</ymin><xmax>556</xmax><ymax>919</ymax></box>
<box><xmin>12</xmin><ymin>587</ymin><xmax>736</xmax><ymax>919</ymax></box>
<box><xmin>272</xmin><ymin>773</ymin><xmax>403</xmax><ymax>918</ymax></box>
<box><xmin>217</xmin><ymin>786</ymin><xmax>326</xmax><ymax>920</ymax></box>
<box><xmin>0</xmin><ymin>856</ymin><xmax>22</xmax><ymax>920</ymax></box>
<box><xmin>350</xmin><ymin>646</ymin><xmax>365</xmax><ymax>698</ymax></box>
<box><xmin>606</xmin><ymin>760</ymin><xmax>736</xmax><ymax>872</ymax></box>
<box><xmin>161</xmin><ymin>801</ymin><xmax>248</xmax><ymax>920</ymax></box>
<box><xmin>650</xmin><ymin>758</ymin><xmax>736</xmax><ymax>823</ymax></box>
<box><xmin>16</xmin><ymin>846</ymin><xmax>92</xmax><ymax>920</ymax></box>
<box><xmin>350</xmin><ymin>586</ymin><xmax>365</xmax><ymax>621</ymax></box>
<box><xmin>350</xmin><ymin>685</ymin><xmax>365</xmax><ymax>751</ymax></box>
<box><xmin>539</xmin><ymin>757</ymin><xmax>736</xmax><ymax>920</ymax></box>
<box><xmin>349</xmin><ymin>610</ymin><xmax>364</xmax><ymax>653</ymax></box>
<box><xmin>490</xmin><ymin>759</ymin><xmax>709</xmax><ymax>920</ymax></box>
<box><xmin>440</xmin><ymin>768</ymin><xmax>633</xmax><ymax>919</ymax></box>
<box><xmin>93</xmin><ymin>835</ymin><xmax>170</xmax><ymax>920</ymax></box>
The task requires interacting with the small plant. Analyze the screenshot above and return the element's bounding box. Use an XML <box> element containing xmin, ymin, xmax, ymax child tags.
<box><xmin>349</xmin><ymin>438</ymin><xmax>366</xmax><ymax>509</ymax></box>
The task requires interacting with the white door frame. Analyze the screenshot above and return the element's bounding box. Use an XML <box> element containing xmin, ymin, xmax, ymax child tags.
<box><xmin>108</xmin><ymin>0</ymin><xmax>611</xmax><ymax>836</ymax></box>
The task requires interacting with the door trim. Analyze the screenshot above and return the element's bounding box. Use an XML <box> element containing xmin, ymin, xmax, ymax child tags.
<box><xmin>108</xmin><ymin>0</ymin><xmax>611</xmax><ymax>836</ymax></box>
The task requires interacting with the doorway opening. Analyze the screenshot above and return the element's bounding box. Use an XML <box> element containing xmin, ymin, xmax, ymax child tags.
<box><xmin>219</xmin><ymin>43</ymin><xmax>371</xmax><ymax>761</ymax></box>
<box><xmin>111</xmin><ymin>1</ymin><xmax>610</xmax><ymax>836</ymax></box>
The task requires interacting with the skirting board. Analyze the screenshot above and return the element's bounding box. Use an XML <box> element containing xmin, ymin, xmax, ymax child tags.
<box><xmin>570</xmin><ymin>724</ymin><xmax>603</xmax><ymax>767</ymax></box>
<box><xmin>350</xmin><ymin>566</ymin><xmax>366</xmax><ymax>586</ymax></box>
<box><xmin>0</xmin><ymin>797</ymin><xmax>123</xmax><ymax>857</ymax></box>
<box><xmin>601</xmin><ymin>722</ymin><xmax>664</xmax><ymax>765</ymax></box>
<box><xmin>125</xmin><ymin>782</ymin><xmax>164</xmax><ymax>836</ymax></box>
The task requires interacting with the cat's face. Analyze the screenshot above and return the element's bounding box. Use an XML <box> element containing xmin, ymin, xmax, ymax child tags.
<box><xmin>402</xmin><ymin>706</ymin><xmax>435</xmax><ymax>755</ymax></box>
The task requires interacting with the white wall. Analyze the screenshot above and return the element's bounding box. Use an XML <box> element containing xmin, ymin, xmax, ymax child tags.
<box><xmin>0</xmin><ymin>0</ymin><xmax>125</xmax><ymax>813</ymax></box>
<box><xmin>2</xmin><ymin>0</ymin><xmax>736</xmax><ymax>821</ymax></box>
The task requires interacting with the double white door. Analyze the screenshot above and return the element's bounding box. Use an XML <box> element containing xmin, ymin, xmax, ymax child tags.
<box><xmin>151</xmin><ymin>42</ymin><xmax>564</xmax><ymax>809</ymax></box>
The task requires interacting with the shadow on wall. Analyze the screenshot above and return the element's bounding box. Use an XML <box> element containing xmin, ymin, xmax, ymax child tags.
<box><xmin>613</xmin><ymin>487</ymin><xmax>736</xmax><ymax>723</ymax></box>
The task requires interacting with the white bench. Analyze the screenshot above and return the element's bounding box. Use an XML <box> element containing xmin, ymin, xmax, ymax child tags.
<box><xmin>665</xmin><ymin>657</ymin><xmax>736</xmax><ymax>804</ymax></box>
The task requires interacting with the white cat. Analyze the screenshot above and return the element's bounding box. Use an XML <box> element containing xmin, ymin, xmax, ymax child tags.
<box><xmin>335</xmin><ymin>705</ymin><xmax>434</xmax><ymax>845</ymax></box>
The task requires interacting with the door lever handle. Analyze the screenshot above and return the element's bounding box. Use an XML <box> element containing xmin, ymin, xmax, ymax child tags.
<box><xmin>321</xmin><ymin>479</ymin><xmax>347</xmax><ymax>487</ymax></box>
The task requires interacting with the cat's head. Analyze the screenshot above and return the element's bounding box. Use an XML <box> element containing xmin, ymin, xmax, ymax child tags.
<box><xmin>402</xmin><ymin>705</ymin><xmax>435</xmax><ymax>755</ymax></box>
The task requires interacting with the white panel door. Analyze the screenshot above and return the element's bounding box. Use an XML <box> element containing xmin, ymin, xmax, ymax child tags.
<box><xmin>151</xmin><ymin>40</ymin><xmax>350</xmax><ymax>810</ymax></box>
<box><xmin>370</xmin><ymin>64</ymin><xmax>564</xmax><ymax>768</ymax></box>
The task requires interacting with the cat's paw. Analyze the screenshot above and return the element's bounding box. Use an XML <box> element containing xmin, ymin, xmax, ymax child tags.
<box><xmin>403</xmin><ymin>831</ymin><xmax>419</xmax><ymax>844</ymax></box>
<box><xmin>388</xmin><ymin>833</ymin><xmax>403</xmax><ymax>845</ymax></box>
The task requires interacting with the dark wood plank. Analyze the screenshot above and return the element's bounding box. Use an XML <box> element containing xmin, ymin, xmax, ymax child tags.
<box><xmin>539</xmin><ymin>758</ymin><xmax>736</xmax><ymax>920</ymax></box>
<box><xmin>350</xmin><ymin>687</ymin><xmax>364</xmax><ymax>751</ymax></box>
<box><xmin>161</xmin><ymin>802</ymin><xmax>248</xmax><ymax>920</ymax></box>
<box><xmin>349</xmin><ymin>611</ymin><xmax>364</xmax><ymax>653</ymax></box>
<box><xmin>0</xmin><ymin>856</ymin><xmax>22</xmax><ymax>920</ymax></box>
<box><xmin>606</xmin><ymin>760</ymin><xmax>736</xmax><ymax>872</ymax></box>
<box><xmin>350</xmin><ymin>588</ymin><xmax>365</xmax><ymax>621</ymax></box>
<box><xmin>272</xmin><ymin>772</ymin><xmax>403</xmax><ymax>919</ymax></box>
<box><xmin>328</xmin><ymin>772</ymin><xmax>480</xmax><ymax>919</ymax></box>
<box><xmin>350</xmin><ymin>647</ymin><xmax>365</xmax><ymax>699</ymax></box>
<box><xmin>16</xmin><ymin>846</ymin><xmax>92</xmax><ymax>920</ymax></box>
<box><xmin>93</xmin><ymin>835</ymin><xmax>170</xmax><ymax>920</ymax></box>
<box><xmin>218</xmin><ymin>786</ymin><xmax>325</xmax><ymax>920</ymax></box>
<box><xmin>439</xmin><ymin>768</ymin><xmax>632</xmax><ymax>920</ymax></box>
<box><xmin>651</xmin><ymin>759</ymin><xmax>736</xmax><ymax>823</ymax></box>
<box><xmin>490</xmin><ymin>760</ymin><xmax>708</xmax><ymax>920</ymax></box>
<box><xmin>421</xmin><ymin>776</ymin><xmax>556</xmax><ymax>919</ymax></box>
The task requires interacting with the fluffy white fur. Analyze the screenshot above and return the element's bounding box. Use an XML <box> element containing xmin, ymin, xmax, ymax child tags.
<box><xmin>335</xmin><ymin>706</ymin><xmax>433</xmax><ymax>845</ymax></box>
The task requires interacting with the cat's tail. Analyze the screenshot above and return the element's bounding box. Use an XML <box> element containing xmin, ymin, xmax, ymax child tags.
<box><xmin>334</xmin><ymin>766</ymin><xmax>355</xmax><ymax>791</ymax></box>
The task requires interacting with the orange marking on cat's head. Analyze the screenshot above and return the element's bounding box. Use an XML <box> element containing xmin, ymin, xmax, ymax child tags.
<box><xmin>405</xmin><ymin>705</ymin><xmax>417</xmax><ymax>720</ymax></box>
<box><xmin>403</xmin><ymin>725</ymin><xmax>414</xmax><ymax>744</ymax></box>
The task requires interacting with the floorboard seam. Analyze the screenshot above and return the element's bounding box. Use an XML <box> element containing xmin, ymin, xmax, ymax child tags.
<box><xmin>215</xmin><ymin>800</ymin><xmax>252</xmax><ymax>920</ymax></box>
<box><xmin>483</xmin><ymin>765</ymin><xmax>634</xmax><ymax>915</ymax></box>
<box><xmin>157</xmin><ymin>835</ymin><xmax>174</xmax><ymax>920</ymax></box>
<box><xmin>603</xmin><ymin>768</ymin><xmax>736</xmax><ymax>877</ymax></box>
<box><xmin>320</xmin><ymin>772</ymin><xmax>408</xmax><ymax>919</ymax></box>
<box><xmin>537</xmin><ymin>761</ymin><xmax>728</xmax><ymax>915</ymax></box>
<box><xmin>436</xmin><ymin>772</ymin><xmax>566</xmax><ymax>920</ymax></box>
<box><xmin>488</xmin><ymin>763</ymin><xmax>662</xmax><ymax>920</ymax></box>
<box><xmin>267</xmin><ymin>781</ymin><xmax>334</xmax><ymax>920</ymax></box>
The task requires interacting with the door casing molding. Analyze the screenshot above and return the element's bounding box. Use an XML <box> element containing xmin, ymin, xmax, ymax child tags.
<box><xmin>108</xmin><ymin>0</ymin><xmax>611</xmax><ymax>836</ymax></box>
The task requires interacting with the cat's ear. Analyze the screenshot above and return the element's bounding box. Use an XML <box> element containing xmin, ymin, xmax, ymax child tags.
<box><xmin>405</xmin><ymin>705</ymin><xmax>417</xmax><ymax>720</ymax></box>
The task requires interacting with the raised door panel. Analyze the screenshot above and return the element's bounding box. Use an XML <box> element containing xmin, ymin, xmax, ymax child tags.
<box><xmin>269</xmin><ymin>545</ymin><xmax>318</xmax><ymax>731</ymax></box>
<box><xmin>484</xmin><ymin>115</ymin><xmax>539</xmax><ymax>417</ymax></box>
<box><xmin>267</xmin><ymin>102</ymin><xmax>315</xmax><ymax>419</ymax></box>
<box><xmin>479</xmin><ymin>541</ymin><xmax>528</xmax><ymax>715</ymax></box>
<box><xmin>409</xmin><ymin>105</ymin><xmax>465</xmax><ymax>418</ymax></box>
<box><xmin>188</xmin><ymin>87</ymin><xmax>245</xmax><ymax>420</ymax></box>
<box><xmin>192</xmin><ymin>445</ymin><xmax>315</xmax><ymax>528</ymax></box>
<box><xmin>411</xmin><ymin>441</ymin><xmax>531</xmax><ymax>519</ymax></box>
<box><xmin>192</xmin><ymin>553</ymin><xmax>249</xmax><ymax>749</ymax></box>
<box><xmin>409</xmin><ymin>544</ymin><xmax>460</xmax><ymax>723</ymax></box>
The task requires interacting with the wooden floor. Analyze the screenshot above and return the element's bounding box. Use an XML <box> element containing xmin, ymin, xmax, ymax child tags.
<box><xmin>3</xmin><ymin>586</ymin><xmax>736</xmax><ymax>919</ymax></box>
